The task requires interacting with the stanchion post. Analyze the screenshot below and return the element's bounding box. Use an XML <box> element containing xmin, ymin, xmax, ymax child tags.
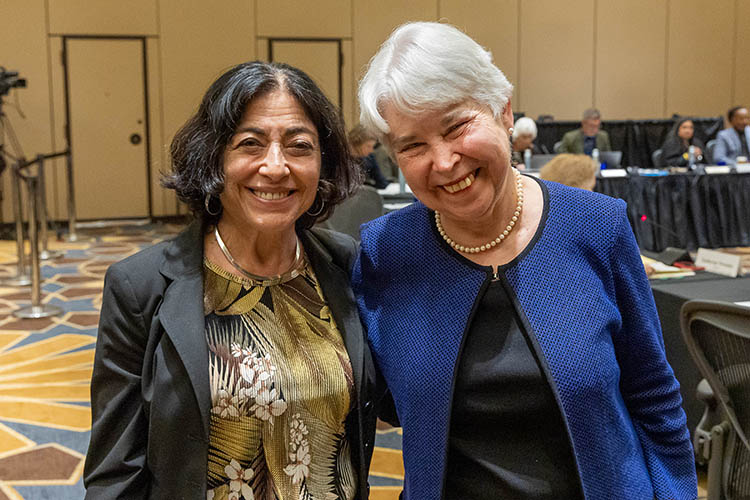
<box><xmin>13</xmin><ymin>166</ymin><xmax>62</xmax><ymax>319</ymax></box>
<box><xmin>63</xmin><ymin>150</ymin><xmax>88</xmax><ymax>242</ymax></box>
<box><xmin>36</xmin><ymin>154</ymin><xmax>62</xmax><ymax>260</ymax></box>
<box><xmin>0</xmin><ymin>164</ymin><xmax>31</xmax><ymax>286</ymax></box>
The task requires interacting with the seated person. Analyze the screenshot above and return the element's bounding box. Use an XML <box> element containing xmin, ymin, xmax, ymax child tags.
<box><xmin>373</xmin><ymin>142</ymin><xmax>398</xmax><ymax>180</ymax></box>
<box><xmin>714</xmin><ymin>106</ymin><xmax>750</xmax><ymax>165</ymax></box>
<box><xmin>660</xmin><ymin>117</ymin><xmax>705</xmax><ymax>166</ymax></box>
<box><xmin>510</xmin><ymin>116</ymin><xmax>541</xmax><ymax>168</ymax></box>
<box><xmin>559</xmin><ymin>108</ymin><xmax>611</xmax><ymax>155</ymax></box>
<box><xmin>348</xmin><ymin>124</ymin><xmax>390</xmax><ymax>188</ymax></box>
<box><xmin>539</xmin><ymin>153</ymin><xmax>598</xmax><ymax>191</ymax></box>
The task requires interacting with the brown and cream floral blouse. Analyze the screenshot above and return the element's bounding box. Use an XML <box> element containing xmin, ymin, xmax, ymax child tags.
<box><xmin>203</xmin><ymin>258</ymin><xmax>357</xmax><ymax>500</ymax></box>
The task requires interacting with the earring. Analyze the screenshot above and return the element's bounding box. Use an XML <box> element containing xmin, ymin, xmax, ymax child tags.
<box><xmin>204</xmin><ymin>194</ymin><xmax>221</xmax><ymax>216</ymax></box>
<box><xmin>306</xmin><ymin>197</ymin><xmax>325</xmax><ymax>217</ymax></box>
<box><xmin>509</xmin><ymin>127</ymin><xmax>514</xmax><ymax>135</ymax></box>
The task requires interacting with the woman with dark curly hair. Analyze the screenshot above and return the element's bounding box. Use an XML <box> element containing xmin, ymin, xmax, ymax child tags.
<box><xmin>84</xmin><ymin>61</ymin><xmax>379</xmax><ymax>500</ymax></box>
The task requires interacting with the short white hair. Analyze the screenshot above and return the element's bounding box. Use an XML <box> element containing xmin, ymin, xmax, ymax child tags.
<box><xmin>512</xmin><ymin>117</ymin><xmax>537</xmax><ymax>140</ymax></box>
<box><xmin>358</xmin><ymin>22</ymin><xmax>514</xmax><ymax>142</ymax></box>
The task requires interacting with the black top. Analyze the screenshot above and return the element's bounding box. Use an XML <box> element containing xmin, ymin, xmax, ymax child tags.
<box><xmin>661</xmin><ymin>136</ymin><xmax>706</xmax><ymax>166</ymax></box>
<box><xmin>444</xmin><ymin>276</ymin><xmax>582</xmax><ymax>500</ymax></box>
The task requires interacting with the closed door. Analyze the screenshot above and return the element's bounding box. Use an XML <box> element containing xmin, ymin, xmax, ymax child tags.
<box><xmin>270</xmin><ymin>40</ymin><xmax>341</xmax><ymax>110</ymax></box>
<box><xmin>66</xmin><ymin>38</ymin><xmax>149</xmax><ymax>219</ymax></box>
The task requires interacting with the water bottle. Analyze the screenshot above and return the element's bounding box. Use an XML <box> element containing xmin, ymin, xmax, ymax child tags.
<box><xmin>398</xmin><ymin>168</ymin><xmax>406</xmax><ymax>194</ymax></box>
<box><xmin>688</xmin><ymin>145</ymin><xmax>695</xmax><ymax>168</ymax></box>
<box><xmin>523</xmin><ymin>148</ymin><xmax>532</xmax><ymax>170</ymax></box>
<box><xmin>592</xmin><ymin>148</ymin><xmax>600</xmax><ymax>167</ymax></box>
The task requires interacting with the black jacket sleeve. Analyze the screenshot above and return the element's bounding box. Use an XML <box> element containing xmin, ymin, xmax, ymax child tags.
<box><xmin>83</xmin><ymin>264</ymin><xmax>151</xmax><ymax>499</ymax></box>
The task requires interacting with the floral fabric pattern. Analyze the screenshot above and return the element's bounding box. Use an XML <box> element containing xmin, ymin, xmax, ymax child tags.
<box><xmin>203</xmin><ymin>259</ymin><xmax>356</xmax><ymax>500</ymax></box>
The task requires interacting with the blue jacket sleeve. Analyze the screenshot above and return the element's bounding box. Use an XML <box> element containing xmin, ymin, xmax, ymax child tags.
<box><xmin>712</xmin><ymin>132</ymin><xmax>734</xmax><ymax>165</ymax></box>
<box><xmin>608</xmin><ymin>203</ymin><xmax>697</xmax><ymax>500</ymax></box>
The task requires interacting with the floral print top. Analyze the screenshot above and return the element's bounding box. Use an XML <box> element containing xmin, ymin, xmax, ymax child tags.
<box><xmin>203</xmin><ymin>258</ymin><xmax>357</xmax><ymax>500</ymax></box>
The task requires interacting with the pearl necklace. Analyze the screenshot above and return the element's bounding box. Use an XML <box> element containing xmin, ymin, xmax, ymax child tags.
<box><xmin>214</xmin><ymin>226</ymin><xmax>304</xmax><ymax>286</ymax></box>
<box><xmin>435</xmin><ymin>168</ymin><xmax>524</xmax><ymax>254</ymax></box>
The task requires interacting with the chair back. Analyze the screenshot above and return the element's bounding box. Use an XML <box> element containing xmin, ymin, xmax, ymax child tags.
<box><xmin>321</xmin><ymin>185</ymin><xmax>383</xmax><ymax>240</ymax></box>
<box><xmin>530</xmin><ymin>154</ymin><xmax>557</xmax><ymax>170</ymax></box>
<box><xmin>706</xmin><ymin>139</ymin><xmax>717</xmax><ymax>164</ymax></box>
<box><xmin>681</xmin><ymin>300</ymin><xmax>750</xmax><ymax>497</ymax></box>
<box><xmin>652</xmin><ymin>148</ymin><xmax>663</xmax><ymax>168</ymax></box>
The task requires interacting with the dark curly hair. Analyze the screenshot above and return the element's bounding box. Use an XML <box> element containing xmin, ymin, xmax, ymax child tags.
<box><xmin>162</xmin><ymin>61</ymin><xmax>361</xmax><ymax>229</ymax></box>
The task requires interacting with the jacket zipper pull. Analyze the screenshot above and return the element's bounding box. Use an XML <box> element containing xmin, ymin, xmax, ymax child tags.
<box><xmin>492</xmin><ymin>268</ymin><xmax>500</xmax><ymax>281</ymax></box>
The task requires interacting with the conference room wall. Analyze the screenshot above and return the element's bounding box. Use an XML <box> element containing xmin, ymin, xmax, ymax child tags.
<box><xmin>1</xmin><ymin>0</ymin><xmax>747</xmax><ymax>221</ymax></box>
<box><xmin>734</xmin><ymin>0</ymin><xmax>750</xmax><ymax>115</ymax></box>
<box><xmin>666</xmin><ymin>0</ymin><xmax>735</xmax><ymax>118</ymax></box>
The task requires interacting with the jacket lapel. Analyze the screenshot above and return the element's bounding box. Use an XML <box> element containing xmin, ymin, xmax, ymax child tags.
<box><xmin>158</xmin><ymin>221</ymin><xmax>212</xmax><ymax>435</ymax></box>
<box><xmin>301</xmin><ymin>231</ymin><xmax>365</xmax><ymax>402</ymax></box>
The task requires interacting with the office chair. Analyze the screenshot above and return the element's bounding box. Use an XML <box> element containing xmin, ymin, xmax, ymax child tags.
<box><xmin>681</xmin><ymin>300</ymin><xmax>750</xmax><ymax>500</ymax></box>
<box><xmin>706</xmin><ymin>140</ymin><xmax>717</xmax><ymax>164</ymax></box>
<box><xmin>652</xmin><ymin>148</ymin><xmax>663</xmax><ymax>168</ymax></box>
<box><xmin>319</xmin><ymin>185</ymin><xmax>383</xmax><ymax>241</ymax></box>
<box><xmin>530</xmin><ymin>154</ymin><xmax>557</xmax><ymax>171</ymax></box>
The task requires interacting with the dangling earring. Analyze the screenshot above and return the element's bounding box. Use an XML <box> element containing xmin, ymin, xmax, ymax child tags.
<box><xmin>205</xmin><ymin>194</ymin><xmax>221</xmax><ymax>216</ymax></box>
<box><xmin>306</xmin><ymin>197</ymin><xmax>325</xmax><ymax>217</ymax></box>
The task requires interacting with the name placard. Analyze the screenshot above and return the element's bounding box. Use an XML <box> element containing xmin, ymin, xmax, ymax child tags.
<box><xmin>704</xmin><ymin>165</ymin><xmax>732</xmax><ymax>174</ymax></box>
<box><xmin>599</xmin><ymin>168</ymin><xmax>628</xmax><ymax>178</ymax></box>
<box><xmin>695</xmin><ymin>248</ymin><xmax>741</xmax><ymax>278</ymax></box>
<box><xmin>736</xmin><ymin>163</ymin><xmax>750</xmax><ymax>174</ymax></box>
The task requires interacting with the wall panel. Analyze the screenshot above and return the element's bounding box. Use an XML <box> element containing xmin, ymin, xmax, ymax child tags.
<box><xmin>146</xmin><ymin>37</ymin><xmax>175</xmax><ymax>216</ymax></box>
<box><xmin>48</xmin><ymin>0</ymin><xmax>158</xmax><ymax>36</ymax></box>
<box><xmin>439</xmin><ymin>0</ymin><xmax>519</xmax><ymax>108</ymax></box>
<box><xmin>352</xmin><ymin>0</ymin><xmax>438</xmax><ymax>123</ymax></box>
<box><xmin>257</xmin><ymin>0</ymin><xmax>351</xmax><ymax>38</ymax></box>
<box><xmin>595</xmin><ymin>0</ymin><xmax>667</xmax><ymax>119</ymax></box>
<box><xmin>733</xmin><ymin>0</ymin><xmax>750</xmax><ymax>110</ymax></box>
<box><xmin>158</xmin><ymin>0</ymin><xmax>255</xmax><ymax>156</ymax></box>
<box><xmin>666</xmin><ymin>0</ymin><xmax>734</xmax><ymax>117</ymax></box>
<box><xmin>0</xmin><ymin>0</ymin><xmax>53</xmax><ymax>222</ymax></box>
<box><xmin>519</xmin><ymin>0</ymin><xmax>595</xmax><ymax>120</ymax></box>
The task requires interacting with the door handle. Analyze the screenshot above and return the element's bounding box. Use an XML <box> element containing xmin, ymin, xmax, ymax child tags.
<box><xmin>129</xmin><ymin>133</ymin><xmax>142</xmax><ymax>145</ymax></box>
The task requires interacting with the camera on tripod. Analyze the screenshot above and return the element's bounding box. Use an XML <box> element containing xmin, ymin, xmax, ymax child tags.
<box><xmin>0</xmin><ymin>67</ymin><xmax>26</xmax><ymax>96</ymax></box>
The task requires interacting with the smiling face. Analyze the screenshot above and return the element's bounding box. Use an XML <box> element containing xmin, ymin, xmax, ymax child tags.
<box><xmin>384</xmin><ymin>100</ymin><xmax>515</xmax><ymax>227</ymax></box>
<box><xmin>219</xmin><ymin>89</ymin><xmax>321</xmax><ymax>237</ymax></box>
<box><xmin>677</xmin><ymin>120</ymin><xmax>694</xmax><ymax>141</ymax></box>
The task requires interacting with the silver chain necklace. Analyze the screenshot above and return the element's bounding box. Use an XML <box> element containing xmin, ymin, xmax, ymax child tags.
<box><xmin>213</xmin><ymin>226</ymin><xmax>304</xmax><ymax>286</ymax></box>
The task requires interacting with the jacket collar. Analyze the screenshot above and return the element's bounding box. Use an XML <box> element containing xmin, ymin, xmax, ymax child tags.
<box><xmin>158</xmin><ymin>220</ymin><xmax>212</xmax><ymax>435</ymax></box>
<box><xmin>300</xmin><ymin>229</ymin><xmax>365</xmax><ymax>402</ymax></box>
<box><xmin>156</xmin><ymin>222</ymin><xmax>365</xmax><ymax>436</ymax></box>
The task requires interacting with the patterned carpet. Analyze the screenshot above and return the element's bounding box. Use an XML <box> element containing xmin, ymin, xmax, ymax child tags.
<box><xmin>0</xmin><ymin>224</ymin><xmax>404</xmax><ymax>500</ymax></box>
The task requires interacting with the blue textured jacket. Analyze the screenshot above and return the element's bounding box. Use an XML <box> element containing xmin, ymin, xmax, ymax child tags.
<box><xmin>352</xmin><ymin>180</ymin><xmax>697</xmax><ymax>500</ymax></box>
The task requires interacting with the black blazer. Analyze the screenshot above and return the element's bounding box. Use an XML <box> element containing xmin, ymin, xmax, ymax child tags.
<box><xmin>84</xmin><ymin>222</ymin><xmax>379</xmax><ymax>499</ymax></box>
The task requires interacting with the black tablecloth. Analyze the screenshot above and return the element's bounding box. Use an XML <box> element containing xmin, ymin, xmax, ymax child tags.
<box><xmin>535</xmin><ymin>117</ymin><xmax>723</xmax><ymax>167</ymax></box>
<box><xmin>651</xmin><ymin>274</ymin><xmax>750</xmax><ymax>434</ymax></box>
<box><xmin>596</xmin><ymin>172</ymin><xmax>750</xmax><ymax>252</ymax></box>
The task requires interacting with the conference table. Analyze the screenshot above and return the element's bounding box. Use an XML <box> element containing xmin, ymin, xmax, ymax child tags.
<box><xmin>596</xmin><ymin>171</ymin><xmax>750</xmax><ymax>252</ymax></box>
<box><xmin>650</xmin><ymin>272</ymin><xmax>750</xmax><ymax>434</ymax></box>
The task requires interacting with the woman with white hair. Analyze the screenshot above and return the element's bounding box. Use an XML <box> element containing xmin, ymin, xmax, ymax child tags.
<box><xmin>352</xmin><ymin>22</ymin><xmax>696</xmax><ymax>500</ymax></box>
<box><xmin>511</xmin><ymin>116</ymin><xmax>540</xmax><ymax>167</ymax></box>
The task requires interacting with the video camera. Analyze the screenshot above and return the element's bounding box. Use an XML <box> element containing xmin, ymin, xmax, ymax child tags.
<box><xmin>0</xmin><ymin>67</ymin><xmax>26</xmax><ymax>97</ymax></box>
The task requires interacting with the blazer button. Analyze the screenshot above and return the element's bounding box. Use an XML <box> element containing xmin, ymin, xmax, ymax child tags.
<box><xmin>364</xmin><ymin>401</ymin><xmax>372</xmax><ymax>411</ymax></box>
